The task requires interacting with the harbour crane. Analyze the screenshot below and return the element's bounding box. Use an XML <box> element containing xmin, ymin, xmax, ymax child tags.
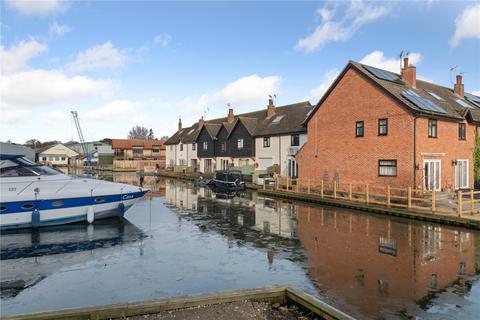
<box><xmin>71</xmin><ymin>111</ymin><xmax>94</xmax><ymax>166</ymax></box>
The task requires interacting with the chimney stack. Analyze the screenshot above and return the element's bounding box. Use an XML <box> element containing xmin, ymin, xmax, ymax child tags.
<box><xmin>401</xmin><ymin>57</ymin><xmax>416</xmax><ymax>88</ymax></box>
<box><xmin>454</xmin><ymin>74</ymin><xmax>464</xmax><ymax>98</ymax></box>
<box><xmin>198</xmin><ymin>116</ymin><xmax>204</xmax><ymax>129</ymax></box>
<box><xmin>178</xmin><ymin>117</ymin><xmax>182</xmax><ymax>131</ymax></box>
<box><xmin>227</xmin><ymin>108</ymin><xmax>235</xmax><ymax>123</ymax></box>
<box><xmin>267</xmin><ymin>98</ymin><xmax>276</xmax><ymax>117</ymax></box>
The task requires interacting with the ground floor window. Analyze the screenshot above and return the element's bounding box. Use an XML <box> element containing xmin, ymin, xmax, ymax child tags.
<box><xmin>455</xmin><ymin>160</ymin><xmax>469</xmax><ymax>189</ymax></box>
<box><xmin>287</xmin><ymin>158</ymin><xmax>298</xmax><ymax>178</ymax></box>
<box><xmin>204</xmin><ymin>159</ymin><xmax>213</xmax><ymax>173</ymax></box>
<box><xmin>220</xmin><ymin>159</ymin><xmax>229</xmax><ymax>170</ymax></box>
<box><xmin>378</xmin><ymin>160</ymin><xmax>397</xmax><ymax>177</ymax></box>
<box><xmin>424</xmin><ymin>160</ymin><xmax>441</xmax><ymax>191</ymax></box>
<box><xmin>191</xmin><ymin>159</ymin><xmax>198</xmax><ymax>167</ymax></box>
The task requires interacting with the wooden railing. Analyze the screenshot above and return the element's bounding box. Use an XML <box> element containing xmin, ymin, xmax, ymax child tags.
<box><xmin>266</xmin><ymin>177</ymin><xmax>480</xmax><ymax>218</ymax></box>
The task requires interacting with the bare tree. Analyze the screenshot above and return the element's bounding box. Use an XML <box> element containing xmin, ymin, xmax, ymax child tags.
<box><xmin>128</xmin><ymin>125</ymin><xmax>149</xmax><ymax>139</ymax></box>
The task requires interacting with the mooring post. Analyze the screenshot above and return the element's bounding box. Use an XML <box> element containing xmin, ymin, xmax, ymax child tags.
<box><xmin>365</xmin><ymin>184</ymin><xmax>369</xmax><ymax>204</ymax></box>
<box><xmin>275</xmin><ymin>176</ymin><xmax>279</xmax><ymax>191</ymax></box>
<box><xmin>307</xmin><ymin>178</ymin><xmax>311</xmax><ymax>194</ymax></box>
<box><xmin>470</xmin><ymin>189</ymin><xmax>474</xmax><ymax>215</ymax></box>
<box><xmin>286</xmin><ymin>176</ymin><xmax>290</xmax><ymax>191</ymax></box>
<box><xmin>333</xmin><ymin>181</ymin><xmax>337</xmax><ymax>199</ymax></box>
<box><xmin>386</xmin><ymin>185</ymin><xmax>391</xmax><ymax>207</ymax></box>
<box><xmin>431</xmin><ymin>189</ymin><xmax>436</xmax><ymax>214</ymax></box>
<box><xmin>348</xmin><ymin>183</ymin><xmax>352</xmax><ymax>201</ymax></box>
<box><xmin>457</xmin><ymin>190</ymin><xmax>463</xmax><ymax>217</ymax></box>
<box><xmin>296</xmin><ymin>179</ymin><xmax>299</xmax><ymax>193</ymax></box>
<box><xmin>407</xmin><ymin>187</ymin><xmax>412</xmax><ymax>209</ymax></box>
<box><xmin>321</xmin><ymin>180</ymin><xmax>324</xmax><ymax>199</ymax></box>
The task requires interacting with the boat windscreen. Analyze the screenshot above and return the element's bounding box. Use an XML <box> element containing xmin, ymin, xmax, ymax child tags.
<box><xmin>0</xmin><ymin>165</ymin><xmax>60</xmax><ymax>177</ymax></box>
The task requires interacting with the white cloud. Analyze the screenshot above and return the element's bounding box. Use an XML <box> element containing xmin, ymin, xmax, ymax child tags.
<box><xmin>66</xmin><ymin>42</ymin><xmax>128</xmax><ymax>73</ymax></box>
<box><xmin>0</xmin><ymin>106</ymin><xmax>29</xmax><ymax>125</ymax></box>
<box><xmin>43</xmin><ymin>111</ymin><xmax>70</xmax><ymax>126</ymax></box>
<box><xmin>181</xmin><ymin>74</ymin><xmax>281</xmax><ymax>113</ymax></box>
<box><xmin>49</xmin><ymin>21</ymin><xmax>71</xmax><ymax>37</ymax></box>
<box><xmin>0</xmin><ymin>39</ymin><xmax>47</xmax><ymax>74</ymax></box>
<box><xmin>310</xmin><ymin>69</ymin><xmax>340</xmax><ymax>102</ymax></box>
<box><xmin>1</xmin><ymin>69</ymin><xmax>112</xmax><ymax>107</ymax></box>
<box><xmin>84</xmin><ymin>100</ymin><xmax>136</xmax><ymax>122</ymax></box>
<box><xmin>472</xmin><ymin>90</ymin><xmax>480</xmax><ymax>96</ymax></box>
<box><xmin>450</xmin><ymin>4</ymin><xmax>480</xmax><ymax>47</ymax></box>
<box><xmin>5</xmin><ymin>0</ymin><xmax>69</xmax><ymax>16</ymax></box>
<box><xmin>296</xmin><ymin>0</ymin><xmax>389</xmax><ymax>53</ymax></box>
<box><xmin>153</xmin><ymin>33</ymin><xmax>172</xmax><ymax>47</ymax></box>
<box><xmin>360</xmin><ymin>50</ymin><xmax>422</xmax><ymax>73</ymax></box>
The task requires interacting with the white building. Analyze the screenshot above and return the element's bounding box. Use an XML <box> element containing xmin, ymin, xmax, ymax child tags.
<box><xmin>37</xmin><ymin>143</ymin><xmax>79</xmax><ymax>166</ymax></box>
<box><xmin>165</xmin><ymin>118</ymin><xmax>200</xmax><ymax>172</ymax></box>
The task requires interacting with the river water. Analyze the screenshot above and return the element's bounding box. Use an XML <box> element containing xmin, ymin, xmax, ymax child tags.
<box><xmin>1</xmin><ymin>174</ymin><xmax>479</xmax><ymax>319</ymax></box>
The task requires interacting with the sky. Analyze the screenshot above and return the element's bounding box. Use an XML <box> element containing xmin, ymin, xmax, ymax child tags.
<box><xmin>1</xmin><ymin>0</ymin><xmax>479</xmax><ymax>144</ymax></box>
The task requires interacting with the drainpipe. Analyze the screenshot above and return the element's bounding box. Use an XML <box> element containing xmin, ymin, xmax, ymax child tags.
<box><xmin>278</xmin><ymin>136</ymin><xmax>281</xmax><ymax>176</ymax></box>
<box><xmin>413</xmin><ymin>116</ymin><xmax>418</xmax><ymax>189</ymax></box>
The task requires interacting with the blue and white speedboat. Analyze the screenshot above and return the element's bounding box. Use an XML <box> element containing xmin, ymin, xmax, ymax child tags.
<box><xmin>0</xmin><ymin>155</ymin><xmax>148</xmax><ymax>230</ymax></box>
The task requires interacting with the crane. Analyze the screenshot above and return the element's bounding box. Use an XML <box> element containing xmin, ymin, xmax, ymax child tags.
<box><xmin>71</xmin><ymin>111</ymin><xmax>93</xmax><ymax>165</ymax></box>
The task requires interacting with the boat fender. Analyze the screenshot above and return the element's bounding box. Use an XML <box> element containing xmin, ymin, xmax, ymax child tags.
<box><xmin>117</xmin><ymin>202</ymin><xmax>125</xmax><ymax>218</ymax></box>
<box><xmin>87</xmin><ymin>206</ymin><xmax>94</xmax><ymax>223</ymax></box>
<box><xmin>31</xmin><ymin>209</ymin><xmax>40</xmax><ymax>228</ymax></box>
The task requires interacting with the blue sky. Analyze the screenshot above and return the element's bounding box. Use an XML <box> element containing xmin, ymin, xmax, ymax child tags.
<box><xmin>1</xmin><ymin>0</ymin><xmax>479</xmax><ymax>143</ymax></box>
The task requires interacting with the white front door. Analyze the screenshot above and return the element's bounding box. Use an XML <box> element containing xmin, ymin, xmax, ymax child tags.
<box><xmin>288</xmin><ymin>158</ymin><xmax>298</xmax><ymax>178</ymax></box>
<box><xmin>455</xmin><ymin>160</ymin><xmax>469</xmax><ymax>189</ymax></box>
<box><xmin>424</xmin><ymin>160</ymin><xmax>441</xmax><ymax>191</ymax></box>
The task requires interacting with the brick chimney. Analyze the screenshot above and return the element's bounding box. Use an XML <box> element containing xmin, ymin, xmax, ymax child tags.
<box><xmin>267</xmin><ymin>98</ymin><xmax>275</xmax><ymax>117</ymax></box>
<box><xmin>454</xmin><ymin>74</ymin><xmax>464</xmax><ymax>98</ymax></box>
<box><xmin>401</xmin><ymin>57</ymin><xmax>416</xmax><ymax>88</ymax></box>
<box><xmin>227</xmin><ymin>108</ymin><xmax>234</xmax><ymax>123</ymax></box>
<box><xmin>178</xmin><ymin>117</ymin><xmax>182</xmax><ymax>131</ymax></box>
<box><xmin>198</xmin><ymin>116</ymin><xmax>204</xmax><ymax>129</ymax></box>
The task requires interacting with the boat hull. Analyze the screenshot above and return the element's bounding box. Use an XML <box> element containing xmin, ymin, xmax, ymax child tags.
<box><xmin>0</xmin><ymin>191</ymin><xmax>146</xmax><ymax>230</ymax></box>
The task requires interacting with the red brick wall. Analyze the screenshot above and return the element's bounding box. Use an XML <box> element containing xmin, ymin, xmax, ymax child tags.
<box><xmin>414</xmin><ymin>118</ymin><xmax>475</xmax><ymax>189</ymax></box>
<box><xmin>297</xmin><ymin>68</ymin><xmax>415</xmax><ymax>187</ymax></box>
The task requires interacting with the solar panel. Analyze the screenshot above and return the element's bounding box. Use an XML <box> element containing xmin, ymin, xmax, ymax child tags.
<box><xmin>465</xmin><ymin>92</ymin><xmax>480</xmax><ymax>107</ymax></box>
<box><xmin>456</xmin><ymin>99</ymin><xmax>473</xmax><ymax>109</ymax></box>
<box><xmin>363</xmin><ymin>65</ymin><xmax>399</xmax><ymax>82</ymax></box>
<box><xmin>401</xmin><ymin>90</ymin><xmax>447</xmax><ymax>114</ymax></box>
<box><xmin>426</xmin><ymin>90</ymin><xmax>444</xmax><ymax>101</ymax></box>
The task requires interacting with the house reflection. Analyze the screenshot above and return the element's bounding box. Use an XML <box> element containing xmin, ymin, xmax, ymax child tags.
<box><xmin>295</xmin><ymin>205</ymin><xmax>479</xmax><ymax>318</ymax></box>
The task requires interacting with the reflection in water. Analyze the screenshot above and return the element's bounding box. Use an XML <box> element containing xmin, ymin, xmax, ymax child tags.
<box><xmin>1</xmin><ymin>176</ymin><xmax>479</xmax><ymax>319</ymax></box>
<box><xmin>1</xmin><ymin>219</ymin><xmax>144</xmax><ymax>298</ymax></box>
<box><xmin>164</xmin><ymin>179</ymin><xmax>480</xmax><ymax>319</ymax></box>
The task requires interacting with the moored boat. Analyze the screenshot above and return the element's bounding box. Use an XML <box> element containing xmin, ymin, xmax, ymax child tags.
<box><xmin>0</xmin><ymin>155</ymin><xmax>148</xmax><ymax>230</ymax></box>
<box><xmin>212</xmin><ymin>170</ymin><xmax>245</xmax><ymax>191</ymax></box>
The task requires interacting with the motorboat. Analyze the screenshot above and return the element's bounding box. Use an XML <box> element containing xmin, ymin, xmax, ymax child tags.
<box><xmin>212</xmin><ymin>170</ymin><xmax>245</xmax><ymax>191</ymax></box>
<box><xmin>0</xmin><ymin>155</ymin><xmax>148</xmax><ymax>230</ymax></box>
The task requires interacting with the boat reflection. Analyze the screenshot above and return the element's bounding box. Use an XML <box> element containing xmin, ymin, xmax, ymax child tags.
<box><xmin>164</xmin><ymin>178</ymin><xmax>480</xmax><ymax>319</ymax></box>
<box><xmin>1</xmin><ymin>219</ymin><xmax>144</xmax><ymax>298</ymax></box>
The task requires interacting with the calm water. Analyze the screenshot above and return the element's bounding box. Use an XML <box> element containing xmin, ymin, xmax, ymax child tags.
<box><xmin>1</xmin><ymin>174</ymin><xmax>479</xmax><ymax>319</ymax></box>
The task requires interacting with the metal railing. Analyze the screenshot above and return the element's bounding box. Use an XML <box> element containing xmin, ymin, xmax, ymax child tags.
<box><xmin>266</xmin><ymin>177</ymin><xmax>480</xmax><ymax>218</ymax></box>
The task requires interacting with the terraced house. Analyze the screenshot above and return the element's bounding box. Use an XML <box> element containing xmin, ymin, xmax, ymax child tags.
<box><xmin>166</xmin><ymin>99</ymin><xmax>313</xmax><ymax>177</ymax></box>
<box><xmin>297</xmin><ymin>58</ymin><xmax>480</xmax><ymax>191</ymax></box>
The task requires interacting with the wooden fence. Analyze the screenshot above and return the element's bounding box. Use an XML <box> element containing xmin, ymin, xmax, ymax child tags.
<box><xmin>268</xmin><ymin>177</ymin><xmax>480</xmax><ymax>218</ymax></box>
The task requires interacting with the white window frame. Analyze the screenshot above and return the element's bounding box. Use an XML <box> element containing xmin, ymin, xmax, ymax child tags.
<box><xmin>455</xmin><ymin>159</ymin><xmax>469</xmax><ymax>189</ymax></box>
<box><xmin>203</xmin><ymin>141</ymin><xmax>208</xmax><ymax>150</ymax></box>
<box><xmin>237</xmin><ymin>138</ymin><xmax>244</xmax><ymax>150</ymax></box>
<box><xmin>424</xmin><ymin>159</ymin><xmax>441</xmax><ymax>191</ymax></box>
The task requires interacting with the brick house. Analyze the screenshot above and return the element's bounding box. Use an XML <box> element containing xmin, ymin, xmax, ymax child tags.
<box><xmin>296</xmin><ymin>58</ymin><xmax>480</xmax><ymax>191</ymax></box>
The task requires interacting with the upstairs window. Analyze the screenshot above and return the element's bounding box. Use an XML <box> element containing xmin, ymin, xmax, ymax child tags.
<box><xmin>459</xmin><ymin>123</ymin><xmax>466</xmax><ymax>140</ymax></box>
<box><xmin>203</xmin><ymin>141</ymin><xmax>208</xmax><ymax>150</ymax></box>
<box><xmin>263</xmin><ymin>137</ymin><xmax>270</xmax><ymax>148</ymax></box>
<box><xmin>428</xmin><ymin>119</ymin><xmax>437</xmax><ymax>138</ymax></box>
<box><xmin>192</xmin><ymin>143</ymin><xmax>196</xmax><ymax>151</ymax></box>
<box><xmin>152</xmin><ymin>146</ymin><xmax>160</xmax><ymax>153</ymax></box>
<box><xmin>378</xmin><ymin>119</ymin><xmax>388</xmax><ymax>136</ymax></box>
<box><xmin>237</xmin><ymin>138</ymin><xmax>244</xmax><ymax>150</ymax></box>
<box><xmin>179</xmin><ymin>144</ymin><xmax>183</xmax><ymax>151</ymax></box>
<box><xmin>356</xmin><ymin>121</ymin><xmax>364</xmax><ymax>137</ymax></box>
<box><xmin>378</xmin><ymin>160</ymin><xmax>397</xmax><ymax>177</ymax></box>
<box><xmin>132</xmin><ymin>147</ymin><xmax>143</xmax><ymax>155</ymax></box>
<box><xmin>221</xmin><ymin>142</ymin><xmax>226</xmax><ymax>152</ymax></box>
<box><xmin>291</xmin><ymin>134</ymin><xmax>300</xmax><ymax>146</ymax></box>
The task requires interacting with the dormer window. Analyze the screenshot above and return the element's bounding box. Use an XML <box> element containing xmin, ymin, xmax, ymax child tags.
<box><xmin>203</xmin><ymin>141</ymin><xmax>208</xmax><ymax>150</ymax></box>
<box><xmin>237</xmin><ymin>138</ymin><xmax>244</xmax><ymax>150</ymax></box>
